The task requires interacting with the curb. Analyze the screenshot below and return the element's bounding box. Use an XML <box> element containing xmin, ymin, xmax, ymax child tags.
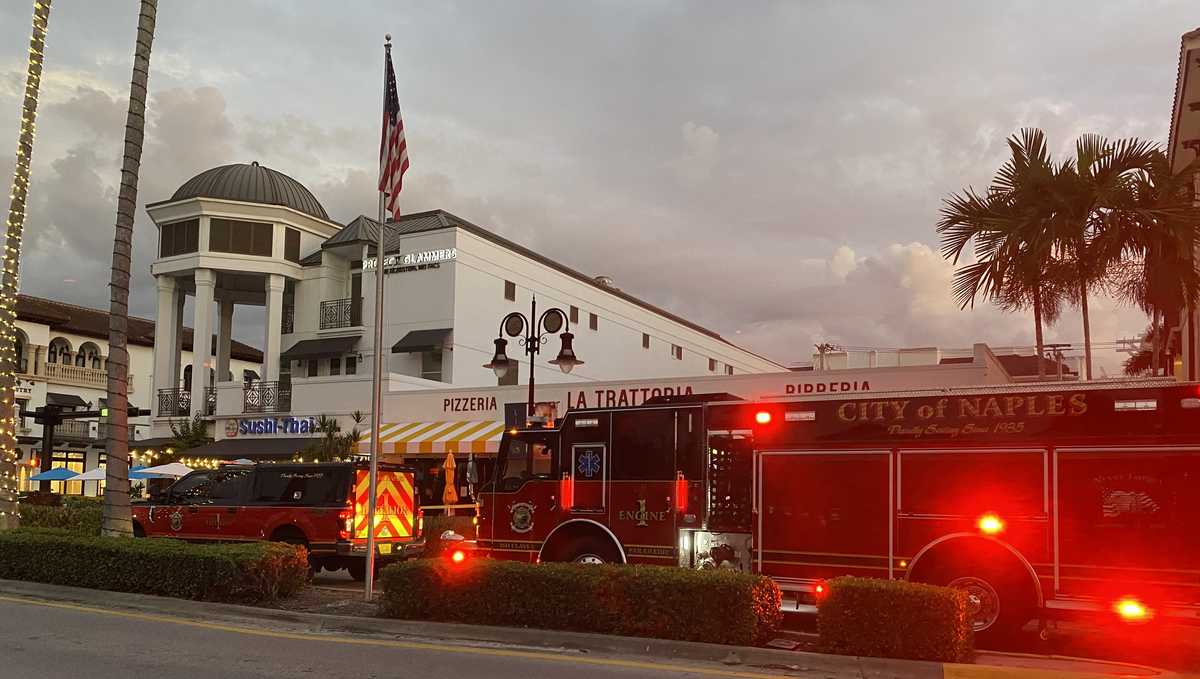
<box><xmin>0</xmin><ymin>579</ymin><xmax>1181</xmax><ymax>679</ymax></box>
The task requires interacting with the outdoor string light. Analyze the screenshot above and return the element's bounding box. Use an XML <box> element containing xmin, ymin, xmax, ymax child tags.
<box><xmin>0</xmin><ymin>0</ymin><xmax>51</xmax><ymax>522</ymax></box>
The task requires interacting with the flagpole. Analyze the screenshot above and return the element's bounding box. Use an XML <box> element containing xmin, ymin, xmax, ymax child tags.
<box><xmin>364</xmin><ymin>33</ymin><xmax>392</xmax><ymax>602</ymax></box>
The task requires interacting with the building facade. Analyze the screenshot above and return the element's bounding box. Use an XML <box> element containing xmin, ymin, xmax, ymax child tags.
<box><xmin>144</xmin><ymin>162</ymin><xmax>785</xmax><ymax>444</ymax></box>
<box><xmin>14</xmin><ymin>294</ymin><xmax>261</xmax><ymax>495</ymax></box>
<box><xmin>1171</xmin><ymin>27</ymin><xmax>1200</xmax><ymax>380</ymax></box>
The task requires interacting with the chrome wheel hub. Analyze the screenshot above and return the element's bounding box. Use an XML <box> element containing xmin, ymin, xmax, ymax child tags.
<box><xmin>574</xmin><ymin>553</ymin><xmax>605</xmax><ymax>565</ymax></box>
<box><xmin>947</xmin><ymin>575</ymin><xmax>1000</xmax><ymax>631</ymax></box>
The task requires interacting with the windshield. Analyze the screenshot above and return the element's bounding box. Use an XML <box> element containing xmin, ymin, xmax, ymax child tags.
<box><xmin>496</xmin><ymin>434</ymin><xmax>556</xmax><ymax>492</ymax></box>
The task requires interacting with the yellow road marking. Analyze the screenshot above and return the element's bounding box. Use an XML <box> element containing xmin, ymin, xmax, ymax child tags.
<box><xmin>0</xmin><ymin>594</ymin><xmax>794</xmax><ymax>678</ymax></box>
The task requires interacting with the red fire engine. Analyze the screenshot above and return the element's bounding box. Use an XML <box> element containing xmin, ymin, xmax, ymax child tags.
<box><xmin>477</xmin><ymin>381</ymin><xmax>1200</xmax><ymax>640</ymax></box>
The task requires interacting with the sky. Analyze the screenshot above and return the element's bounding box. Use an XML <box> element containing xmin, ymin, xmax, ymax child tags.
<box><xmin>0</xmin><ymin>1</ymin><xmax>1195</xmax><ymax>375</ymax></box>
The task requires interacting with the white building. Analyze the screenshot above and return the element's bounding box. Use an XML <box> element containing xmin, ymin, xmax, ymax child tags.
<box><xmin>14</xmin><ymin>294</ymin><xmax>261</xmax><ymax>495</ymax></box>
<box><xmin>800</xmin><ymin>346</ymin><xmax>1080</xmax><ymax>382</ymax></box>
<box><xmin>1171</xmin><ymin>27</ymin><xmax>1200</xmax><ymax>380</ymax></box>
<box><xmin>143</xmin><ymin>162</ymin><xmax>784</xmax><ymax>447</ymax></box>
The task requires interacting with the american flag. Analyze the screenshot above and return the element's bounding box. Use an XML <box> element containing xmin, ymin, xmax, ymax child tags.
<box><xmin>378</xmin><ymin>44</ymin><xmax>409</xmax><ymax>219</ymax></box>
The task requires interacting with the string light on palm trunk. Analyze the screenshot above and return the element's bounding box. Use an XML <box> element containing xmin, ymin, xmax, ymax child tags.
<box><xmin>0</xmin><ymin>0</ymin><xmax>51</xmax><ymax>522</ymax></box>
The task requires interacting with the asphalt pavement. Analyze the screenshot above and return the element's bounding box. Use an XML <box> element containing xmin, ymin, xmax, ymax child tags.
<box><xmin>0</xmin><ymin>595</ymin><xmax>818</xmax><ymax>679</ymax></box>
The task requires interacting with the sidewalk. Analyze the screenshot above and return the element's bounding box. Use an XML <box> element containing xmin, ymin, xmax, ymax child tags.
<box><xmin>0</xmin><ymin>579</ymin><xmax>1184</xmax><ymax>679</ymax></box>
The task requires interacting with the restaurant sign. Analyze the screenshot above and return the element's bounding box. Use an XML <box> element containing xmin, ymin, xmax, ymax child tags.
<box><xmin>228</xmin><ymin>416</ymin><xmax>319</xmax><ymax>437</ymax></box>
<box><xmin>363</xmin><ymin>248</ymin><xmax>457</xmax><ymax>275</ymax></box>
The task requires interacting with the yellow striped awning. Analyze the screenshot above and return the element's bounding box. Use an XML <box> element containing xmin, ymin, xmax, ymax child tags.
<box><xmin>355</xmin><ymin>420</ymin><xmax>506</xmax><ymax>457</ymax></box>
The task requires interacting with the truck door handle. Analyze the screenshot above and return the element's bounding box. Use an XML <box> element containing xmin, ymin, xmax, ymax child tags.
<box><xmin>226</xmin><ymin>507</ymin><xmax>238</xmax><ymax>514</ymax></box>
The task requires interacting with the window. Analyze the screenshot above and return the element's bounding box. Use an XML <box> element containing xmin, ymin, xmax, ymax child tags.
<box><xmin>642</xmin><ymin>333</ymin><xmax>650</xmax><ymax>349</ymax></box>
<box><xmin>345</xmin><ymin>356</ymin><xmax>357</xmax><ymax>375</ymax></box>
<box><xmin>589</xmin><ymin>313</ymin><xmax>598</xmax><ymax>331</ymax></box>
<box><xmin>671</xmin><ymin>344</ymin><xmax>683</xmax><ymax>360</ymax></box>
<box><xmin>158</xmin><ymin>219</ymin><xmax>199</xmax><ymax>257</ymax></box>
<box><xmin>210</xmin><ymin>218</ymin><xmax>273</xmax><ymax>257</ymax></box>
<box><xmin>570</xmin><ymin>306</ymin><xmax>579</xmax><ymax>324</ymax></box>
<box><xmin>709</xmin><ymin>358</ymin><xmax>717</xmax><ymax>372</ymax></box>
<box><xmin>497</xmin><ymin>435</ymin><xmax>557</xmax><ymax>492</ymax></box>
<box><xmin>168</xmin><ymin>471</ymin><xmax>216</xmax><ymax>503</ymax></box>
<box><xmin>48</xmin><ymin>338</ymin><xmax>71</xmax><ymax>365</ymax></box>
<box><xmin>207</xmin><ymin>469</ymin><xmax>251</xmax><ymax>505</ymax></box>
<box><xmin>78</xmin><ymin>342</ymin><xmax>101</xmax><ymax>370</ymax></box>
<box><xmin>422</xmin><ymin>350</ymin><xmax>443</xmax><ymax>382</ymax></box>
<box><xmin>726</xmin><ymin>365</ymin><xmax>734</xmax><ymax>376</ymax></box>
<box><xmin>504</xmin><ymin>280</ymin><xmax>516</xmax><ymax>301</ymax></box>
<box><xmin>49</xmin><ymin>451</ymin><xmax>86</xmax><ymax>495</ymax></box>
<box><xmin>16</xmin><ymin>399</ymin><xmax>27</xmax><ymax>430</ymax></box>
<box><xmin>284</xmin><ymin>227</ymin><xmax>301</xmax><ymax>263</ymax></box>
<box><xmin>307</xmin><ymin>359</ymin><xmax>319</xmax><ymax>377</ymax></box>
<box><xmin>251</xmin><ymin>467</ymin><xmax>350</xmax><ymax>505</ymax></box>
<box><xmin>611</xmin><ymin>410</ymin><xmax>677</xmax><ymax>480</ymax></box>
<box><xmin>329</xmin><ymin>357</ymin><xmax>341</xmax><ymax>376</ymax></box>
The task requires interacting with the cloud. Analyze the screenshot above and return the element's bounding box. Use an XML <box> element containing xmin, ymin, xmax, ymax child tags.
<box><xmin>0</xmin><ymin>0</ymin><xmax>1190</xmax><ymax>373</ymax></box>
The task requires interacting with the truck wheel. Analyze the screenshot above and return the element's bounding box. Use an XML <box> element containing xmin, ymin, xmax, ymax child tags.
<box><xmin>132</xmin><ymin>522</ymin><xmax>145</xmax><ymax>538</ymax></box>
<box><xmin>937</xmin><ymin>566</ymin><xmax>1033</xmax><ymax>646</ymax></box>
<box><xmin>272</xmin><ymin>530</ymin><xmax>315</xmax><ymax>577</ymax></box>
<box><xmin>563</xmin><ymin>536</ymin><xmax>621</xmax><ymax>565</ymax></box>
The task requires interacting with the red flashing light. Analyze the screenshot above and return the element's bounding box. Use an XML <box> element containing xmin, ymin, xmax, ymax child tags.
<box><xmin>813</xmin><ymin>580</ymin><xmax>828</xmax><ymax>601</ymax></box>
<box><xmin>977</xmin><ymin>513</ymin><xmax>1005</xmax><ymax>536</ymax></box>
<box><xmin>451</xmin><ymin>549</ymin><xmax>466</xmax><ymax>564</ymax></box>
<box><xmin>755</xmin><ymin>410</ymin><xmax>772</xmax><ymax>425</ymax></box>
<box><xmin>675</xmin><ymin>471</ymin><xmax>688</xmax><ymax>513</ymax></box>
<box><xmin>1115</xmin><ymin>597</ymin><xmax>1151</xmax><ymax>622</ymax></box>
<box><xmin>337</xmin><ymin>508</ymin><xmax>353</xmax><ymax>540</ymax></box>
<box><xmin>560</xmin><ymin>473</ymin><xmax>574</xmax><ymax>511</ymax></box>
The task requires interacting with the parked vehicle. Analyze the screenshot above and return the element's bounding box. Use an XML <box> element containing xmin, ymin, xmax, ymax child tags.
<box><xmin>478</xmin><ymin>381</ymin><xmax>1200</xmax><ymax>641</ymax></box>
<box><xmin>133</xmin><ymin>461</ymin><xmax>422</xmax><ymax>579</ymax></box>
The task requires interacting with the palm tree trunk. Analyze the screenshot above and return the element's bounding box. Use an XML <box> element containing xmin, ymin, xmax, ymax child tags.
<box><xmin>102</xmin><ymin>0</ymin><xmax>156</xmax><ymax>538</ymax></box>
<box><xmin>0</xmin><ymin>0</ymin><xmax>52</xmax><ymax>531</ymax></box>
<box><xmin>1079</xmin><ymin>278</ymin><xmax>1093</xmax><ymax>380</ymax></box>
<box><xmin>1033</xmin><ymin>286</ymin><xmax>1046</xmax><ymax>380</ymax></box>
<box><xmin>1151</xmin><ymin>309</ymin><xmax>1162</xmax><ymax>377</ymax></box>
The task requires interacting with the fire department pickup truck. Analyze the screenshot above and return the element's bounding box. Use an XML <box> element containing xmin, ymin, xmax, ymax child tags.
<box><xmin>132</xmin><ymin>461</ymin><xmax>422</xmax><ymax>579</ymax></box>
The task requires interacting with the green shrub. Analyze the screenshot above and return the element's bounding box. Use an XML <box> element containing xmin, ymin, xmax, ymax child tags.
<box><xmin>19</xmin><ymin>501</ymin><xmax>102</xmax><ymax>535</ymax></box>
<box><xmin>420</xmin><ymin>514</ymin><xmax>477</xmax><ymax>557</ymax></box>
<box><xmin>379</xmin><ymin>559</ymin><xmax>781</xmax><ymax>646</ymax></box>
<box><xmin>817</xmin><ymin>576</ymin><xmax>972</xmax><ymax>662</ymax></box>
<box><xmin>0</xmin><ymin>529</ymin><xmax>309</xmax><ymax>603</ymax></box>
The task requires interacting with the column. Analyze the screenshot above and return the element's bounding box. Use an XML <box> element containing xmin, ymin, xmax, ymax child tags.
<box><xmin>217</xmin><ymin>298</ymin><xmax>234</xmax><ymax>382</ymax></box>
<box><xmin>172</xmin><ymin>289</ymin><xmax>185</xmax><ymax>389</ymax></box>
<box><xmin>152</xmin><ymin>276</ymin><xmax>178</xmax><ymax>398</ymax></box>
<box><xmin>190</xmin><ymin>269</ymin><xmax>216</xmax><ymax>416</ymax></box>
<box><xmin>263</xmin><ymin>274</ymin><xmax>285</xmax><ymax>381</ymax></box>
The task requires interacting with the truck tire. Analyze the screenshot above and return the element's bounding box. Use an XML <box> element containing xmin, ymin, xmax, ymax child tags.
<box><xmin>132</xmin><ymin>522</ymin><xmax>145</xmax><ymax>538</ymax></box>
<box><xmin>562</xmin><ymin>536</ymin><xmax>621</xmax><ymax>565</ymax></box>
<box><xmin>933</xmin><ymin>564</ymin><xmax>1034</xmax><ymax>646</ymax></box>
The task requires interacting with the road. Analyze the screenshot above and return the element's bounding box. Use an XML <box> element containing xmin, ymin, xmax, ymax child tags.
<box><xmin>0</xmin><ymin>596</ymin><xmax>802</xmax><ymax>679</ymax></box>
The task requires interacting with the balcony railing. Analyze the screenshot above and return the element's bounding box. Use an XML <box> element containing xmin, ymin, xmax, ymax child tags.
<box><xmin>43</xmin><ymin>362</ymin><xmax>134</xmax><ymax>393</ymax></box>
<box><xmin>319</xmin><ymin>297</ymin><xmax>361</xmax><ymax>329</ymax></box>
<box><xmin>205</xmin><ymin>387</ymin><xmax>216</xmax><ymax>416</ymax></box>
<box><xmin>243</xmin><ymin>381</ymin><xmax>291</xmax><ymax>413</ymax></box>
<box><xmin>281</xmin><ymin>305</ymin><xmax>295</xmax><ymax>334</ymax></box>
<box><xmin>56</xmin><ymin>420</ymin><xmax>99</xmax><ymax>441</ymax></box>
<box><xmin>157</xmin><ymin>388</ymin><xmax>190</xmax><ymax>417</ymax></box>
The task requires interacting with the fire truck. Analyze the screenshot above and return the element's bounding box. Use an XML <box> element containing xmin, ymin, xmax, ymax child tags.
<box><xmin>477</xmin><ymin>380</ymin><xmax>1200</xmax><ymax>640</ymax></box>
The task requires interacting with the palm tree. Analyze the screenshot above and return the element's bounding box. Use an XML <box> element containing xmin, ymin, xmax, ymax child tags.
<box><xmin>1106</xmin><ymin>150</ymin><xmax>1200</xmax><ymax>375</ymax></box>
<box><xmin>0</xmin><ymin>0</ymin><xmax>52</xmax><ymax>530</ymax></box>
<box><xmin>1050</xmin><ymin>135</ymin><xmax>1159</xmax><ymax>380</ymax></box>
<box><xmin>938</xmin><ymin>128</ymin><xmax>1065</xmax><ymax>378</ymax></box>
<box><xmin>102</xmin><ymin>0</ymin><xmax>157</xmax><ymax>538</ymax></box>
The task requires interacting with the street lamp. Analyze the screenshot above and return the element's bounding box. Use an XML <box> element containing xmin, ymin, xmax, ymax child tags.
<box><xmin>483</xmin><ymin>296</ymin><xmax>583</xmax><ymax>417</ymax></box>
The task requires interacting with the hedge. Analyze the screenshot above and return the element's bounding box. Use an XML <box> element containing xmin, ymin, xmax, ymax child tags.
<box><xmin>0</xmin><ymin>529</ymin><xmax>309</xmax><ymax>603</ymax></box>
<box><xmin>817</xmin><ymin>576</ymin><xmax>972</xmax><ymax>662</ymax></box>
<box><xmin>19</xmin><ymin>501</ymin><xmax>102</xmax><ymax>535</ymax></box>
<box><xmin>379</xmin><ymin>558</ymin><xmax>781</xmax><ymax>646</ymax></box>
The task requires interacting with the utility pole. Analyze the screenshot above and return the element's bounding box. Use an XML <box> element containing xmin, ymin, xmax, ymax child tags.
<box><xmin>1044</xmin><ymin>343</ymin><xmax>1071</xmax><ymax>381</ymax></box>
<box><xmin>814</xmin><ymin>342</ymin><xmax>841</xmax><ymax>371</ymax></box>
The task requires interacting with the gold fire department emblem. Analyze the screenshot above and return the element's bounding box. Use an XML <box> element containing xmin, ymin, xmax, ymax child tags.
<box><xmin>509</xmin><ymin>502</ymin><xmax>535</xmax><ymax>534</ymax></box>
<box><xmin>169</xmin><ymin>510</ymin><xmax>183</xmax><ymax>532</ymax></box>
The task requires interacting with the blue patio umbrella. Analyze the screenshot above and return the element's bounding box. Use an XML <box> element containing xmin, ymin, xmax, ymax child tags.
<box><xmin>29</xmin><ymin>467</ymin><xmax>79</xmax><ymax>482</ymax></box>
